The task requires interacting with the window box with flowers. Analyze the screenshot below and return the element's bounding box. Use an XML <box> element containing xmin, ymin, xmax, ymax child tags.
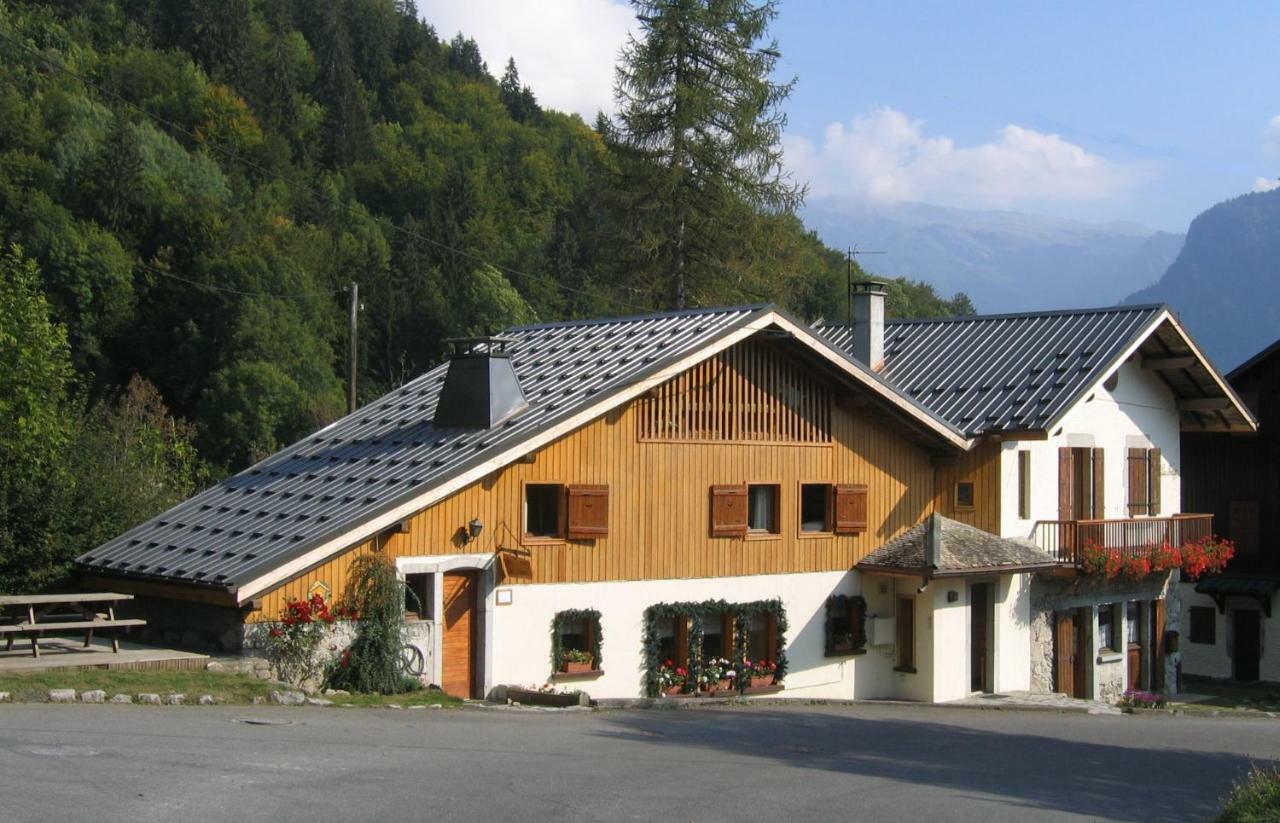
<box><xmin>1081</xmin><ymin>536</ymin><xmax>1235</xmax><ymax>582</ymax></box>
<box><xmin>656</xmin><ymin>660</ymin><xmax>690</xmax><ymax>696</ymax></box>
<box><xmin>642</xmin><ymin>599</ymin><xmax>788</xmax><ymax>697</ymax></box>
<box><xmin>698</xmin><ymin>657</ymin><xmax>739</xmax><ymax>694</ymax></box>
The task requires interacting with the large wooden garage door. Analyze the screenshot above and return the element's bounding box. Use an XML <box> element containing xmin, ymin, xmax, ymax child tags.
<box><xmin>442</xmin><ymin>571</ymin><xmax>479</xmax><ymax>698</ymax></box>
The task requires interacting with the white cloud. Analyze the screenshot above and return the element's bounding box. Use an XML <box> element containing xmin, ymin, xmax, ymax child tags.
<box><xmin>1253</xmin><ymin>176</ymin><xmax>1280</xmax><ymax>192</ymax></box>
<box><xmin>784</xmin><ymin>108</ymin><xmax>1152</xmax><ymax>209</ymax></box>
<box><xmin>420</xmin><ymin>0</ymin><xmax>633</xmax><ymax>120</ymax></box>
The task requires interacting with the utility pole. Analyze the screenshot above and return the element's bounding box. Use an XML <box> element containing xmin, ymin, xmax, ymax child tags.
<box><xmin>348</xmin><ymin>282</ymin><xmax>358</xmax><ymax>414</ymax></box>
<box><xmin>846</xmin><ymin>246</ymin><xmax>887</xmax><ymax>327</ymax></box>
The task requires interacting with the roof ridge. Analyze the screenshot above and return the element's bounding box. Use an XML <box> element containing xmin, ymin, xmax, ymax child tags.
<box><xmin>505</xmin><ymin>303</ymin><xmax>772</xmax><ymax>333</ymax></box>
<box><xmin>883</xmin><ymin>303</ymin><xmax>1166</xmax><ymax>328</ymax></box>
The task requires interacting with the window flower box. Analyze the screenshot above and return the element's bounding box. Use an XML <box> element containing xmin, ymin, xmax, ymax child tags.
<box><xmin>562</xmin><ymin>660</ymin><xmax>594</xmax><ymax>674</ymax></box>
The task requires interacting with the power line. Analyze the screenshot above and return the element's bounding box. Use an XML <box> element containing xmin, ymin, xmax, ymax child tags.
<box><xmin>0</xmin><ymin>29</ymin><xmax>648</xmax><ymax>314</ymax></box>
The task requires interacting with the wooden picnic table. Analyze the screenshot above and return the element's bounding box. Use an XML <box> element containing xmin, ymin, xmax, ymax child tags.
<box><xmin>0</xmin><ymin>592</ymin><xmax>145</xmax><ymax>658</ymax></box>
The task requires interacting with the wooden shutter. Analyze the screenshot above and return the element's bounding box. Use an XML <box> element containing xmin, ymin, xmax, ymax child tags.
<box><xmin>1091</xmin><ymin>448</ymin><xmax>1105</xmax><ymax>518</ymax></box>
<box><xmin>1018</xmin><ymin>450</ymin><xmax>1031</xmax><ymax>520</ymax></box>
<box><xmin>1147</xmin><ymin>448</ymin><xmax>1161</xmax><ymax>515</ymax></box>
<box><xmin>1127</xmin><ymin>448</ymin><xmax>1149</xmax><ymax>516</ymax></box>
<box><xmin>1058</xmin><ymin>447</ymin><xmax>1075</xmax><ymax>520</ymax></box>
<box><xmin>834</xmin><ymin>483</ymin><xmax>869</xmax><ymax>534</ymax></box>
<box><xmin>566</xmin><ymin>485</ymin><xmax>609</xmax><ymax>539</ymax></box>
<box><xmin>710</xmin><ymin>485</ymin><xmax>748</xmax><ymax>537</ymax></box>
<box><xmin>896</xmin><ymin>597</ymin><xmax>915</xmax><ymax>670</ymax></box>
<box><xmin>1152</xmin><ymin>599</ymin><xmax>1166</xmax><ymax>690</ymax></box>
<box><xmin>1054</xmin><ymin>611</ymin><xmax>1076</xmax><ymax>695</ymax></box>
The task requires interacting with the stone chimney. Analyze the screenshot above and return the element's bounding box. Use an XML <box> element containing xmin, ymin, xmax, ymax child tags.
<box><xmin>432</xmin><ymin>337</ymin><xmax>527</xmax><ymax>429</ymax></box>
<box><xmin>850</xmin><ymin>280</ymin><xmax>887</xmax><ymax>370</ymax></box>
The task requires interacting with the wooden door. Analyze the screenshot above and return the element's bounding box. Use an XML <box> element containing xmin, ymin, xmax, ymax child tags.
<box><xmin>1234</xmin><ymin>609</ymin><xmax>1261</xmax><ymax>682</ymax></box>
<box><xmin>1055</xmin><ymin>609</ymin><xmax>1085</xmax><ymax>698</ymax></box>
<box><xmin>1151</xmin><ymin>599</ymin><xmax>1166</xmax><ymax>691</ymax></box>
<box><xmin>441</xmin><ymin>571</ymin><xmax>479</xmax><ymax>698</ymax></box>
<box><xmin>970</xmin><ymin>583</ymin><xmax>991</xmax><ymax>692</ymax></box>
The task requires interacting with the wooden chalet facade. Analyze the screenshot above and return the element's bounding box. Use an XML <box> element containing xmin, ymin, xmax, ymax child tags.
<box><xmin>79</xmin><ymin>294</ymin><xmax>1254</xmax><ymax>702</ymax></box>
<box><xmin>1182</xmin><ymin>338</ymin><xmax>1280</xmax><ymax>682</ymax></box>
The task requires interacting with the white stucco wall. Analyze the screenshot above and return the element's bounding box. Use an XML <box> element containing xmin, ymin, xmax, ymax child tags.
<box><xmin>1000</xmin><ymin>356</ymin><xmax>1183</xmax><ymax>539</ymax></box>
<box><xmin>485</xmin><ymin>569</ymin><xmax>904</xmax><ymax>701</ymax></box>
<box><xmin>1180</xmin><ymin>584</ymin><xmax>1280</xmax><ymax>682</ymax></box>
<box><xmin>994</xmin><ymin>573</ymin><xmax>1032</xmax><ymax>692</ymax></box>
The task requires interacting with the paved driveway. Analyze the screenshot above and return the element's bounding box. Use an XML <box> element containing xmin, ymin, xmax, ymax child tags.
<box><xmin>0</xmin><ymin>703</ymin><xmax>1275</xmax><ymax>822</ymax></box>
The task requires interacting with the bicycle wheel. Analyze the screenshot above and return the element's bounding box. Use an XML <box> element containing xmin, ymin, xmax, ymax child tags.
<box><xmin>400</xmin><ymin>643</ymin><xmax>425</xmax><ymax>677</ymax></box>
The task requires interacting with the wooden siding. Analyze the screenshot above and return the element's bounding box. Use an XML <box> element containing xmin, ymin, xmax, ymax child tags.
<box><xmin>933</xmin><ymin>438</ymin><xmax>1001</xmax><ymax>533</ymax></box>
<box><xmin>637</xmin><ymin>340</ymin><xmax>831</xmax><ymax>444</ymax></box>
<box><xmin>249</xmin><ymin>387</ymin><xmax>946</xmax><ymax>621</ymax></box>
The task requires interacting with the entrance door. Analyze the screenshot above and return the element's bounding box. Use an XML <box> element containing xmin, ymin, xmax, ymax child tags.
<box><xmin>1055</xmin><ymin>609</ymin><xmax>1087</xmax><ymax>698</ymax></box>
<box><xmin>1126</xmin><ymin>601</ymin><xmax>1142</xmax><ymax>691</ymax></box>
<box><xmin>970</xmin><ymin>583</ymin><xmax>991</xmax><ymax>692</ymax></box>
<box><xmin>441</xmin><ymin>571</ymin><xmax>479</xmax><ymax>698</ymax></box>
<box><xmin>1234</xmin><ymin>609</ymin><xmax>1262</xmax><ymax>682</ymax></box>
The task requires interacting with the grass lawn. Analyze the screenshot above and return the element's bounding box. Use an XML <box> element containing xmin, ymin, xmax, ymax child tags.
<box><xmin>0</xmin><ymin>669</ymin><xmax>461</xmax><ymax>708</ymax></box>
<box><xmin>1175</xmin><ymin>676</ymin><xmax>1280</xmax><ymax>716</ymax></box>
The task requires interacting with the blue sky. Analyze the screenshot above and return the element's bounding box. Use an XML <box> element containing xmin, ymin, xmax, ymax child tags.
<box><xmin>423</xmin><ymin>1</ymin><xmax>1280</xmax><ymax>231</ymax></box>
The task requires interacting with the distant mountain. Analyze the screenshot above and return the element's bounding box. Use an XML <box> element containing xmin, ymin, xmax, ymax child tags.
<box><xmin>802</xmin><ymin>198</ymin><xmax>1184</xmax><ymax>314</ymax></box>
<box><xmin>1126</xmin><ymin>189</ymin><xmax>1280</xmax><ymax>372</ymax></box>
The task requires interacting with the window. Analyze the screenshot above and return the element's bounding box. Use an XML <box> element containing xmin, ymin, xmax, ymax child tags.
<box><xmin>404</xmin><ymin>573</ymin><xmax>433</xmax><ymax>620</ymax></box>
<box><xmin>552</xmin><ymin>609</ymin><xmax>602</xmax><ymax>673</ymax></box>
<box><xmin>955</xmin><ymin>481</ymin><xmax>975</xmax><ymax>510</ymax></box>
<box><xmin>1189</xmin><ymin>606</ymin><xmax>1216</xmax><ymax>644</ymax></box>
<box><xmin>1126</xmin><ymin>448</ymin><xmax>1161</xmax><ymax>516</ymax></box>
<box><xmin>746</xmin><ymin>611</ymin><xmax>778</xmax><ymax>662</ymax></box>
<box><xmin>800</xmin><ymin>484</ymin><xmax>832</xmax><ymax>533</ymax></box>
<box><xmin>1097</xmin><ymin>604</ymin><xmax>1118</xmax><ymax>652</ymax></box>
<box><xmin>896</xmin><ymin>597</ymin><xmax>915</xmax><ymax>672</ymax></box>
<box><xmin>747</xmin><ymin>484</ymin><xmax>780</xmax><ymax>535</ymax></box>
<box><xmin>655</xmin><ymin>615</ymin><xmax>690</xmax><ymax>668</ymax></box>
<box><xmin>824</xmin><ymin>595</ymin><xmax>867</xmax><ymax>656</ymax></box>
<box><xmin>1126</xmin><ymin>601</ymin><xmax>1140</xmax><ymax>648</ymax></box>
<box><xmin>1017</xmin><ymin>450</ymin><xmax>1031</xmax><ymax>520</ymax></box>
<box><xmin>1060</xmin><ymin>446</ymin><xmax>1104</xmax><ymax>520</ymax></box>
<box><xmin>524</xmin><ymin>483</ymin><xmax>563</xmax><ymax>538</ymax></box>
<box><xmin>702</xmin><ymin>613</ymin><xmax>733</xmax><ymax>658</ymax></box>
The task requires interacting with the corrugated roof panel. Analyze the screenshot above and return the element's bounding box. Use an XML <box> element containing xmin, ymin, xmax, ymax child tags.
<box><xmin>816</xmin><ymin>305</ymin><xmax>1164</xmax><ymax>436</ymax></box>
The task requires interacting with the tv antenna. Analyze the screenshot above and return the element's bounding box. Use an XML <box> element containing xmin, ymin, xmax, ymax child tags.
<box><xmin>846</xmin><ymin>245</ymin><xmax>887</xmax><ymax>328</ymax></box>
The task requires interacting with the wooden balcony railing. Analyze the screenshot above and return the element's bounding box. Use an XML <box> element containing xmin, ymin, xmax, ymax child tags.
<box><xmin>1031</xmin><ymin>514</ymin><xmax>1214</xmax><ymax>565</ymax></box>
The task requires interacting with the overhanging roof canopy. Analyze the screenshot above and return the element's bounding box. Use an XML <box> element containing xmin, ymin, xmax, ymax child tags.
<box><xmin>857</xmin><ymin>514</ymin><xmax>1059</xmax><ymax>578</ymax></box>
<box><xmin>1194</xmin><ymin>574</ymin><xmax>1280</xmax><ymax>617</ymax></box>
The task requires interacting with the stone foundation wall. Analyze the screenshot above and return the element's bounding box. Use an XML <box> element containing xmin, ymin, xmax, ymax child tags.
<box><xmin>1028</xmin><ymin>571</ymin><xmax>1181</xmax><ymax>699</ymax></box>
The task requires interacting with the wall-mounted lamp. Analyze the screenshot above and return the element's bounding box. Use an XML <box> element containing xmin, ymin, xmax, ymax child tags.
<box><xmin>461</xmin><ymin>517</ymin><xmax>484</xmax><ymax>545</ymax></box>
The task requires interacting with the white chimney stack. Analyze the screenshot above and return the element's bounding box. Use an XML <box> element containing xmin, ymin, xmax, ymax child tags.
<box><xmin>850</xmin><ymin>280</ymin><xmax>887</xmax><ymax>370</ymax></box>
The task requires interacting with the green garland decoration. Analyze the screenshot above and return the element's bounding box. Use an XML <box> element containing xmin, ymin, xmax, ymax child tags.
<box><xmin>550</xmin><ymin>608</ymin><xmax>603</xmax><ymax>673</ymax></box>
<box><xmin>823</xmin><ymin>594</ymin><xmax>867</xmax><ymax>656</ymax></box>
<box><xmin>640</xmin><ymin>599</ymin><xmax>789</xmax><ymax>697</ymax></box>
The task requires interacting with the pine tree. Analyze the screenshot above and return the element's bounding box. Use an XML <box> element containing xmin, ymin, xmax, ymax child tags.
<box><xmin>613</xmin><ymin>0</ymin><xmax>804</xmax><ymax>309</ymax></box>
<box><xmin>499</xmin><ymin>58</ymin><xmax>540</xmax><ymax>123</ymax></box>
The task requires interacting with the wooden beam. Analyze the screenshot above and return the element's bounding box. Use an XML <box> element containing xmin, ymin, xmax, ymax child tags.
<box><xmin>1142</xmin><ymin>355</ymin><xmax>1197</xmax><ymax>370</ymax></box>
<box><xmin>1177</xmin><ymin>397</ymin><xmax>1232</xmax><ymax>412</ymax></box>
<box><xmin>990</xmin><ymin>429</ymin><xmax>1048</xmax><ymax>442</ymax></box>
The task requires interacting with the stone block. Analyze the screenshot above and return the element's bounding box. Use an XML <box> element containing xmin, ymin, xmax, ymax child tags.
<box><xmin>110</xmin><ymin>694</ymin><xmax>132</xmax><ymax>704</ymax></box>
<box><xmin>164</xmin><ymin>693</ymin><xmax>185</xmax><ymax>706</ymax></box>
<box><xmin>197</xmin><ymin>695</ymin><xmax>216</xmax><ymax>706</ymax></box>
<box><xmin>48</xmin><ymin>689</ymin><xmax>77</xmax><ymax>703</ymax></box>
<box><xmin>305</xmin><ymin>697</ymin><xmax>333</xmax><ymax>707</ymax></box>
<box><xmin>80</xmin><ymin>690</ymin><xmax>106</xmax><ymax>704</ymax></box>
<box><xmin>251</xmin><ymin>696</ymin><xmax>265</xmax><ymax>705</ymax></box>
<box><xmin>0</xmin><ymin>692</ymin><xmax>10</xmax><ymax>702</ymax></box>
<box><xmin>270</xmin><ymin>690</ymin><xmax>306</xmax><ymax>706</ymax></box>
<box><xmin>137</xmin><ymin>693</ymin><xmax>161</xmax><ymax>705</ymax></box>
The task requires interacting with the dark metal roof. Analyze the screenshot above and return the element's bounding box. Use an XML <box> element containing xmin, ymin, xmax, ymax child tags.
<box><xmin>856</xmin><ymin>514</ymin><xmax>1058</xmax><ymax>577</ymax></box>
<box><xmin>78</xmin><ymin>306</ymin><xmax>765</xmax><ymax>592</ymax></box>
<box><xmin>1194</xmin><ymin>574</ymin><xmax>1280</xmax><ymax>599</ymax></box>
<box><xmin>818</xmin><ymin>305</ymin><xmax>1168</xmax><ymax>436</ymax></box>
<box><xmin>77</xmin><ymin>304</ymin><xmax>964</xmax><ymax>596</ymax></box>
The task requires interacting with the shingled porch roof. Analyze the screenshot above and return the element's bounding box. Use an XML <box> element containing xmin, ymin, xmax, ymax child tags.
<box><xmin>856</xmin><ymin>514</ymin><xmax>1060</xmax><ymax>578</ymax></box>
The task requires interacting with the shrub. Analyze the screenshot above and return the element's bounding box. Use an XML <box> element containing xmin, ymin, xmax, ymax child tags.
<box><xmin>1218</xmin><ymin>766</ymin><xmax>1280</xmax><ymax>822</ymax></box>
<box><xmin>263</xmin><ymin>593</ymin><xmax>341</xmax><ymax>688</ymax></box>
<box><xmin>1117</xmin><ymin>689</ymin><xmax>1167</xmax><ymax>710</ymax></box>
<box><xmin>327</xmin><ymin>554</ymin><xmax>419</xmax><ymax>695</ymax></box>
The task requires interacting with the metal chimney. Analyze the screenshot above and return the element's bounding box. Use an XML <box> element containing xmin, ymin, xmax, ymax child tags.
<box><xmin>432</xmin><ymin>337</ymin><xmax>528</xmax><ymax>429</ymax></box>
<box><xmin>850</xmin><ymin>280</ymin><xmax>887</xmax><ymax>370</ymax></box>
<box><xmin>924</xmin><ymin>514</ymin><xmax>943</xmax><ymax>570</ymax></box>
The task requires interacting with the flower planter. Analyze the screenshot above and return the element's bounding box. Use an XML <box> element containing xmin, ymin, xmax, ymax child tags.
<box><xmin>662</xmin><ymin>685</ymin><xmax>686</xmax><ymax>696</ymax></box>
<box><xmin>562</xmin><ymin>661</ymin><xmax>594</xmax><ymax>674</ymax></box>
<box><xmin>750</xmin><ymin>674</ymin><xmax>774</xmax><ymax>688</ymax></box>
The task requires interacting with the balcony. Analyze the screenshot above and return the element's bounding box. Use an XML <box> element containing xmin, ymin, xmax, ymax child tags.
<box><xmin>1031</xmin><ymin>514</ymin><xmax>1214</xmax><ymax>565</ymax></box>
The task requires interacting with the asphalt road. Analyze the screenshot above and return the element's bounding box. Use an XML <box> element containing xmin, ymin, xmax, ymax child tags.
<box><xmin>0</xmin><ymin>702</ymin><xmax>1275</xmax><ymax>822</ymax></box>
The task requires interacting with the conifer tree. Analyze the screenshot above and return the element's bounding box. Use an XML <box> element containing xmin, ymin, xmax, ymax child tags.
<box><xmin>613</xmin><ymin>0</ymin><xmax>804</xmax><ymax>309</ymax></box>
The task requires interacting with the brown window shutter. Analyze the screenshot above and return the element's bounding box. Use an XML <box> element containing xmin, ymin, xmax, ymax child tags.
<box><xmin>833</xmin><ymin>483</ymin><xmax>869</xmax><ymax>534</ymax></box>
<box><xmin>1127</xmin><ymin>448</ymin><xmax>1148</xmax><ymax>516</ymax></box>
<box><xmin>1152</xmin><ymin>599</ymin><xmax>1166</xmax><ymax>690</ymax></box>
<box><xmin>1091</xmin><ymin>448</ymin><xmax>1105</xmax><ymax>518</ymax></box>
<box><xmin>710</xmin><ymin>485</ymin><xmax>748</xmax><ymax>537</ymax></box>
<box><xmin>1147</xmin><ymin>448</ymin><xmax>1161</xmax><ymax>515</ymax></box>
<box><xmin>1058</xmin><ymin>447</ymin><xmax>1074</xmax><ymax>520</ymax></box>
<box><xmin>1018</xmin><ymin>450</ymin><xmax>1031</xmax><ymax>520</ymax></box>
<box><xmin>566</xmin><ymin>485</ymin><xmax>609</xmax><ymax>539</ymax></box>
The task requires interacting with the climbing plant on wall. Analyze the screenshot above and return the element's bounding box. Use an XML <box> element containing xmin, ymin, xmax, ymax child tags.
<box><xmin>640</xmin><ymin>599</ymin><xmax>788</xmax><ymax>697</ymax></box>
<box><xmin>550</xmin><ymin>608</ymin><xmax>603</xmax><ymax>672</ymax></box>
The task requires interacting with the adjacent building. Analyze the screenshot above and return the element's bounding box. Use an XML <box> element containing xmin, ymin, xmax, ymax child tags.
<box><xmin>77</xmin><ymin>288</ymin><xmax>1254</xmax><ymax>701</ymax></box>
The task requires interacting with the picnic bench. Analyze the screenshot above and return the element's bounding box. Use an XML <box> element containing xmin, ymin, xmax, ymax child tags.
<box><xmin>0</xmin><ymin>593</ymin><xmax>146</xmax><ymax>658</ymax></box>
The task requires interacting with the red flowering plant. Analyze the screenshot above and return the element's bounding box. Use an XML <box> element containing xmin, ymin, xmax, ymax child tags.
<box><xmin>1080</xmin><ymin>536</ymin><xmax>1235</xmax><ymax>582</ymax></box>
<box><xmin>1179</xmin><ymin>536</ymin><xmax>1235</xmax><ymax>580</ymax></box>
<box><xmin>656</xmin><ymin>660</ymin><xmax>689</xmax><ymax>693</ymax></box>
<box><xmin>264</xmin><ymin>593</ymin><xmax>343</xmax><ymax>688</ymax></box>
